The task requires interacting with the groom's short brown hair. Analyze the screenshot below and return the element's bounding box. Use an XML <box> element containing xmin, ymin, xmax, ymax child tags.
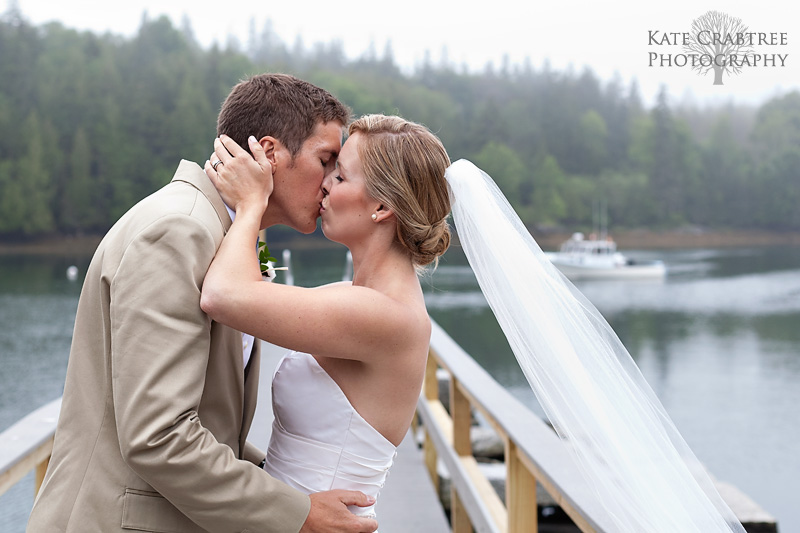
<box><xmin>217</xmin><ymin>73</ymin><xmax>350</xmax><ymax>157</ymax></box>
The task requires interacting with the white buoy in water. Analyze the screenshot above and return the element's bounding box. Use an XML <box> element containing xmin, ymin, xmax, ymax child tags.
<box><xmin>282</xmin><ymin>249</ymin><xmax>294</xmax><ymax>286</ymax></box>
<box><xmin>342</xmin><ymin>250</ymin><xmax>353</xmax><ymax>282</ymax></box>
<box><xmin>66</xmin><ymin>265</ymin><xmax>79</xmax><ymax>281</ymax></box>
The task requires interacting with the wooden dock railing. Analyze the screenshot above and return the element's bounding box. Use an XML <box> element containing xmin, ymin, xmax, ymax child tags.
<box><xmin>417</xmin><ymin>320</ymin><xmax>618</xmax><ymax>532</ymax></box>
<box><xmin>0</xmin><ymin>398</ymin><xmax>60</xmax><ymax>500</ymax></box>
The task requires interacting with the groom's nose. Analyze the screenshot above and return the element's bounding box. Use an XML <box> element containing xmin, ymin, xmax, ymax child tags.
<box><xmin>320</xmin><ymin>175</ymin><xmax>330</xmax><ymax>196</ymax></box>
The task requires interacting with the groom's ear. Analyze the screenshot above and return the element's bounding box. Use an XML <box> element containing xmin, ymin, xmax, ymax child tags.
<box><xmin>257</xmin><ymin>136</ymin><xmax>279</xmax><ymax>167</ymax></box>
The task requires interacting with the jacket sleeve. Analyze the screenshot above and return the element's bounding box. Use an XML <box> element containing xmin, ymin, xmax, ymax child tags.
<box><xmin>244</xmin><ymin>441</ymin><xmax>267</xmax><ymax>466</ymax></box>
<box><xmin>110</xmin><ymin>213</ymin><xmax>310</xmax><ymax>533</ymax></box>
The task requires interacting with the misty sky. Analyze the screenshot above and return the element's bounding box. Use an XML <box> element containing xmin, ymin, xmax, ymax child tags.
<box><xmin>13</xmin><ymin>0</ymin><xmax>800</xmax><ymax>107</ymax></box>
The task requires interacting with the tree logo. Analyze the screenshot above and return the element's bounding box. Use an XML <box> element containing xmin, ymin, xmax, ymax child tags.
<box><xmin>683</xmin><ymin>11</ymin><xmax>754</xmax><ymax>85</ymax></box>
<box><xmin>648</xmin><ymin>12</ymin><xmax>788</xmax><ymax>86</ymax></box>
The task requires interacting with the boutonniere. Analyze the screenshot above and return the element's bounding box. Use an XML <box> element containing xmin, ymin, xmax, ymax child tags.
<box><xmin>258</xmin><ymin>241</ymin><xmax>288</xmax><ymax>282</ymax></box>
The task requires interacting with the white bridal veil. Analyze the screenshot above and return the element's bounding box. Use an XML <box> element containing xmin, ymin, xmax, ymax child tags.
<box><xmin>445</xmin><ymin>159</ymin><xmax>745</xmax><ymax>532</ymax></box>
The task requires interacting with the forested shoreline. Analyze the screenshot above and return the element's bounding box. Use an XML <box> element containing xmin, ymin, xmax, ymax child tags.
<box><xmin>1</xmin><ymin>6</ymin><xmax>798</xmax><ymax>240</ymax></box>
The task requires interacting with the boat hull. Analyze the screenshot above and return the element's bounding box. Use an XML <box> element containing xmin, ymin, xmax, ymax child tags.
<box><xmin>545</xmin><ymin>254</ymin><xmax>667</xmax><ymax>280</ymax></box>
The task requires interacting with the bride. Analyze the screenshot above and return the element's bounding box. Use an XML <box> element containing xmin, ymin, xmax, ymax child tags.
<box><xmin>203</xmin><ymin>114</ymin><xmax>745</xmax><ymax>532</ymax></box>
<box><xmin>202</xmin><ymin>114</ymin><xmax>450</xmax><ymax>522</ymax></box>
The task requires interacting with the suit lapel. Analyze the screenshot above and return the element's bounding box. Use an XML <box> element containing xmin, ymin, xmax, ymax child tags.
<box><xmin>171</xmin><ymin>160</ymin><xmax>251</xmax><ymax>447</ymax></box>
<box><xmin>241</xmin><ymin>343</ymin><xmax>262</xmax><ymax>452</ymax></box>
<box><xmin>172</xmin><ymin>159</ymin><xmax>244</xmax><ymax>386</ymax></box>
<box><xmin>171</xmin><ymin>160</ymin><xmax>233</xmax><ymax>234</ymax></box>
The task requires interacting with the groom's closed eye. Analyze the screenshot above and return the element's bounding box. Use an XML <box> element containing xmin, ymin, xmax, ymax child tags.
<box><xmin>320</xmin><ymin>151</ymin><xmax>338</xmax><ymax>171</ymax></box>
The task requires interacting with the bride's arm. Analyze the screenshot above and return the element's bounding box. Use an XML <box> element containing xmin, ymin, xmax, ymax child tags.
<box><xmin>203</xmin><ymin>270</ymin><xmax>418</xmax><ymax>361</ymax></box>
<box><xmin>201</xmin><ymin>137</ymin><xmax>417</xmax><ymax>362</ymax></box>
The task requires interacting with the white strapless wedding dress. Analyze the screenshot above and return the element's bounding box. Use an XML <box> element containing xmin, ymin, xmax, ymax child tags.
<box><xmin>264</xmin><ymin>351</ymin><xmax>397</xmax><ymax>519</ymax></box>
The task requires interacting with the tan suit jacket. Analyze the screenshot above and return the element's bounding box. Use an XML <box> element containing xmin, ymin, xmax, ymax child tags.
<box><xmin>27</xmin><ymin>161</ymin><xmax>309</xmax><ymax>533</ymax></box>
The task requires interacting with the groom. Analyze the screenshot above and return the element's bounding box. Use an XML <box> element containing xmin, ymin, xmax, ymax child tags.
<box><xmin>27</xmin><ymin>74</ymin><xmax>377</xmax><ymax>533</ymax></box>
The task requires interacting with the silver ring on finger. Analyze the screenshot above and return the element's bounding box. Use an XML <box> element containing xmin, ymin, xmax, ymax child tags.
<box><xmin>212</xmin><ymin>159</ymin><xmax>224</xmax><ymax>171</ymax></box>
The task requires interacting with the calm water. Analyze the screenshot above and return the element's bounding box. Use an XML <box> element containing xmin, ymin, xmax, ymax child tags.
<box><xmin>1</xmin><ymin>244</ymin><xmax>798</xmax><ymax>532</ymax></box>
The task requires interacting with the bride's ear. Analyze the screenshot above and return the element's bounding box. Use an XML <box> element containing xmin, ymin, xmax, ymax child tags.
<box><xmin>372</xmin><ymin>204</ymin><xmax>394</xmax><ymax>223</ymax></box>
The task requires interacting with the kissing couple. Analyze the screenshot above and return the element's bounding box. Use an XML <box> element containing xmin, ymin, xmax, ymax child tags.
<box><xmin>28</xmin><ymin>73</ymin><xmax>746</xmax><ymax>533</ymax></box>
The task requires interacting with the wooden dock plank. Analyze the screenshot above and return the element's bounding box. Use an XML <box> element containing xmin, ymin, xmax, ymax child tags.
<box><xmin>378</xmin><ymin>430</ymin><xmax>451</xmax><ymax>533</ymax></box>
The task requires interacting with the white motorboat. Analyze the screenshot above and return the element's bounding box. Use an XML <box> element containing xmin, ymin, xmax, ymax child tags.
<box><xmin>545</xmin><ymin>232</ymin><xmax>666</xmax><ymax>280</ymax></box>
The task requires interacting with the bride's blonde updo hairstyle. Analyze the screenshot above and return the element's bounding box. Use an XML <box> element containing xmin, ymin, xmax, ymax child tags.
<box><xmin>349</xmin><ymin>114</ymin><xmax>451</xmax><ymax>267</ymax></box>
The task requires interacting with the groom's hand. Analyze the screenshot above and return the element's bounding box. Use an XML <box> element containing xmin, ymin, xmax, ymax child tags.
<box><xmin>300</xmin><ymin>490</ymin><xmax>378</xmax><ymax>532</ymax></box>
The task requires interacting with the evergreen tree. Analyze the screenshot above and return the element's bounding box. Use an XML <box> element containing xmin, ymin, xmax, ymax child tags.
<box><xmin>473</xmin><ymin>141</ymin><xmax>526</xmax><ymax>210</ymax></box>
<box><xmin>62</xmin><ymin>128</ymin><xmax>95</xmax><ymax>231</ymax></box>
<box><xmin>15</xmin><ymin>112</ymin><xmax>55</xmax><ymax>234</ymax></box>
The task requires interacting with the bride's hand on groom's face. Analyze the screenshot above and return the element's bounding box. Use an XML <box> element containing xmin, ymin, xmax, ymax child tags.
<box><xmin>205</xmin><ymin>135</ymin><xmax>273</xmax><ymax>215</ymax></box>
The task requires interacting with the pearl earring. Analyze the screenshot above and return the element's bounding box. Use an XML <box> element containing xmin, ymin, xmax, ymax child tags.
<box><xmin>371</xmin><ymin>213</ymin><xmax>378</xmax><ymax>221</ymax></box>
